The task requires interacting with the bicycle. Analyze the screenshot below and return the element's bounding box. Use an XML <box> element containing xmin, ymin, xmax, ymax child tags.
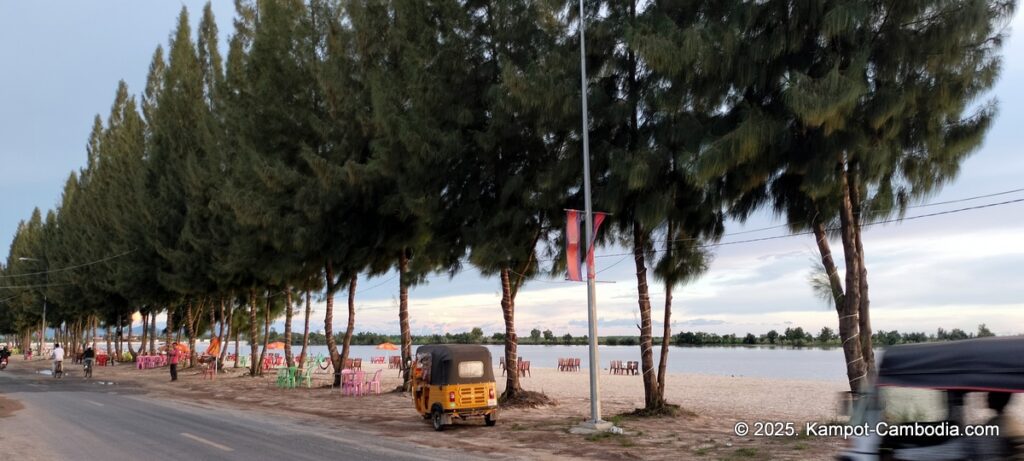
<box><xmin>83</xmin><ymin>359</ymin><xmax>93</xmax><ymax>379</ymax></box>
<box><xmin>53</xmin><ymin>361</ymin><xmax>64</xmax><ymax>379</ymax></box>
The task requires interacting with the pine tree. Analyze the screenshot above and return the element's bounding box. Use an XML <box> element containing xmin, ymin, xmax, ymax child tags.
<box><xmin>701</xmin><ymin>0</ymin><xmax>1016</xmax><ymax>391</ymax></box>
<box><xmin>463</xmin><ymin>0</ymin><xmax>577</xmax><ymax>404</ymax></box>
<box><xmin>350</xmin><ymin>0</ymin><xmax>481</xmax><ymax>391</ymax></box>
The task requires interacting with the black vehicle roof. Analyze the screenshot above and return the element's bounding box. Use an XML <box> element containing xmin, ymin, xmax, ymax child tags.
<box><xmin>877</xmin><ymin>336</ymin><xmax>1024</xmax><ymax>392</ymax></box>
<box><xmin>415</xmin><ymin>344</ymin><xmax>494</xmax><ymax>385</ymax></box>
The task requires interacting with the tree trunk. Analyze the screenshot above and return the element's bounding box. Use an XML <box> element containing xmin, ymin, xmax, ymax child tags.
<box><xmin>812</xmin><ymin>219</ymin><xmax>846</xmax><ymax>308</ymax></box>
<box><xmin>837</xmin><ymin>164</ymin><xmax>867</xmax><ymax>392</ymax></box>
<box><xmin>299</xmin><ymin>290</ymin><xmax>311</xmax><ymax>367</ymax></box>
<box><xmin>499</xmin><ymin>267</ymin><xmax>521</xmax><ymax>400</ymax></box>
<box><xmin>71</xmin><ymin>322</ymin><xmax>76</xmax><ymax>354</ymax></box>
<box><xmin>233</xmin><ymin>328</ymin><xmax>240</xmax><ymax>369</ymax></box>
<box><xmin>633</xmin><ymin>222</ymin><xmax>662</xmax><ymax>410</ymax></box>
<box><xmin>248</xmin><ymin>290</ymin><xmax>259</xmax><ymax>377</ymax></box>
<box><xmin>105</xmin><ymin>325</ymin><xmax>113</xmax><ymax>359</ymax></box>
<box><xmin>105</xmin><ymin>323</ymin><xmax>113</xmax><ymax>356</ymax></box>
<box><xmin>127</xmin><ymin>312</ymin><xmax>137</xmax><ymax>361</ymax></box>
<box><xmin>340</xmin><ymin>275</ymin><xmax>357</xmax><ymax>382</ymax></box>
<box><xmin>218</xmin><ymin>300</ymin><xmax>231</xmax><ymax>368</ymax></box>
<box><xmin>657</xmin><ymin>280</ymin><xmax>672</xmax><ymax>397</ymax></box>
<box><xmin>847</xmin><ymin>162</ymin><xmax>876</xmax><ymax>381</ymax></box>
<box><xmin>149</xmin><ymin>311</ymin><xmax>156</xmax><ymax>354</ymax></box>
<box><xmin>257</xmin><ymin>292</ymin><xmax>271</xmax><ymax>376</ymax></box>
<box><xmin>324</xmin><ymin>262</ymin><xmax>342</xmax><ymax>386</ymax></box>
<box><xmin>184</xmin><ymin>301</ymin><xmax>196</xmax><ymax>368</ymax></box>
<box><xmin>208</xmin><ymin>296</ymin><xmax>217</xmax><ymax>359</ymax></box>
<box><xmin>165</xmin><ymin>306</ymin><xmax>175</xmax><ymax>349</ymax></box>
<box><xmin>399</xmin><ymin>248</ymin><xmax>412</xmax><ymax>392</ymax></box>
<box><xmin>284</xmin><ymin>288</ymin><xmax>294</xmax><ymax>368</ymax></box>
<box><xmin>657</xmin><ymin>221</ymin><xmax>674</xmax><ymax>398</ymax></box>
<box><xmin>140</xmin><ymin>312</ymin><xmax>148</xmax><ymax>356</ymax></box>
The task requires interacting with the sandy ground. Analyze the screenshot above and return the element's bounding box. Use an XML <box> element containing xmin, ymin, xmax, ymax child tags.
<box><xmin>2</xmin><ymin>356</ymin><xmax>861</xmax><ymax>460</ymax></box>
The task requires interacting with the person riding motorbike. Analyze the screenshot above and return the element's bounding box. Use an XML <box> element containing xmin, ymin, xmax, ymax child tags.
<box><xmin>0</xmin><ymin>346</ymin><xmax>11</xmax><ymax>370</ymax></box>
<box><xmin>51</xmin><ymin>343</ymin><xmax>65</xmax><ymax>378</ymax></box>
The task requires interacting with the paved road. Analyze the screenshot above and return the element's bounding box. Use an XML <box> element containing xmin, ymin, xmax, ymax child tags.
<box><xmin>0</xmin><ymin>367</ymin><xmax>474</xmax><ymax>461</ymax></box>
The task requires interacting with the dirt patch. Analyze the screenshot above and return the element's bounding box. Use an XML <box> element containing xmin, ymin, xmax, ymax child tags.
<box><xmin>500</xmin><ymin>389</ymin><xmax>556</xmax><ymax>408</ymax></box>
<box><xmin>0</xmin><ymin>394</ymin><xmax>25</xmax><ymax>418</ymax></box>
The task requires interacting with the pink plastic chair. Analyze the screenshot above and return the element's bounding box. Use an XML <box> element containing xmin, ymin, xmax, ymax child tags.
<box><xmin>343</xmin><ymin>370</ymin><xmax>365</xmax><ymax>396</ymax></box>
<box><xmin>364</xmin><ymin>369</ymin><xmax>382</xmax><ymax>395</ymax></box>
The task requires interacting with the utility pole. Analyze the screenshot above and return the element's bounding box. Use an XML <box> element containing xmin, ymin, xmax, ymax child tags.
<box><xmin>575</xmin><ymin>0</ymin><xmax>612</xmax><ymax>433</ymax></box>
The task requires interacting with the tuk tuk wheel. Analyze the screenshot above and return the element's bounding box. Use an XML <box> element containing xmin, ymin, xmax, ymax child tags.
<box><xmin>431</xmin><ymin>405</ymin><xmax>445</xmax><ymax>431</ymax></box>
<box><xmin>485</xmin><ymin>413</ymin><xmax>496</xmax><ymax>427</ymax></box>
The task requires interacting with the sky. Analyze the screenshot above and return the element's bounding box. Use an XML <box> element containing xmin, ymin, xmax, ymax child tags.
<box><xmin>1</xmin><ymin>3</ymin><xmax>1022</xmax><ymax>338</ymax></box>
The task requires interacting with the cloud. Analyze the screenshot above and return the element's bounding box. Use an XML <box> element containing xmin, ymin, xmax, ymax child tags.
<box><xmin>679</xmin><ymin>318</ymin><xmax>727</xmax><ymax>327</ymax></box>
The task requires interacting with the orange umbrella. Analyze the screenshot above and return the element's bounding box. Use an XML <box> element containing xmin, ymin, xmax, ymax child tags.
<box><xmin>267</xmin><ymin>341</ymin><xmax>286</xmax><ymax>350</ymax></box>
<box><xmin>206</xmin><ymin>338</ymin><xmax>221</xmax><ymax>357</ymax></box>
<box><xmin>376</xmin><ymin>342</ymin><xmax>399</xmax><ymax>351</ymax></box>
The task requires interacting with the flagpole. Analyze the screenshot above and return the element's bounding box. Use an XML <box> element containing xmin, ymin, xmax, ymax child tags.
<box><xmin>578</xmin><ymin>0</ymin><xmax>606</xmax><ymax>430</ymax></box>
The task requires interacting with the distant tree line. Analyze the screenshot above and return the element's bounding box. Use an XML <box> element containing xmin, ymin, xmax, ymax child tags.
<box><xmin>673</xmin><ymin>324</ymin><xmax>999</xmax><ymax>347</ymax></box>
<box><xmin>265</xmin><ymin>323</ymin><xmax>1000</xmax><ymax>348</ymax></box>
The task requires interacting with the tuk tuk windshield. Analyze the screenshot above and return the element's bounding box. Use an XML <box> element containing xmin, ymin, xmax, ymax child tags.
<box><xmin>879</xmin><ymin>388</ymin><xmax>949</xmax><ymax>424</ymax></box>
<box><xmin>458</xmin><ymin>361</ymin><xmax>484</xmax><ymax>378</ymax></box>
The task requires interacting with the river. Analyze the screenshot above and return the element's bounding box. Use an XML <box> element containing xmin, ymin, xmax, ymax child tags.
<box><xmin>181</xmin><ymin>342</ymin><xmax>850</xmax><ymax>382</ymax></box>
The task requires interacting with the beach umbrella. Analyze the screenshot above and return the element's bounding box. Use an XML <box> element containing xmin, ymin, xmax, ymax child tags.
<box><xmin>206</xmin><ymin>338</ymin><xmax>221</xmax><ymax>357</ymax></box>
<box><xmin>376</xmin><ymin>342</ymin><xmax>398</xmax><ymax>351</ymax></box>
<box><xmin>267</xmin><ymin>341</ymin><xmax>286</xmax><ymax>350</ymax></box>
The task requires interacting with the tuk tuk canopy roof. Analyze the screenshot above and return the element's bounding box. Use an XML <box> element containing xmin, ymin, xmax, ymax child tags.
<box><xmin>877</xmin><ymin>336</ymin><xmax>1024</xmax><ymax>392</ymax></box>
<box><xmin>415</xmin><ymin>344</ymin><xmax>495</xmax><ymax>386</ymax></box>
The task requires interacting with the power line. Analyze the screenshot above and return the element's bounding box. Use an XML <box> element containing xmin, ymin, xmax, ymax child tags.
<box><xmin>905</xmin><ymin>187</ymin><xmax>1024</xmax><ymax>209</ymax></box>
<box><xmin>648</xmin><ymin>186</ymin><xmax>1024</xmax><ymax>246</ymax></box>
<box><xmin>592</xmin><ymin>196</ymin><xmax>1024</xmax><ymax>260</ymax></box>
<box><xmin>0</xmin><ymin>249</ymin><xmax>136</xmax><ymax>279</ymax></box>
<box><xmin>356</xmin><ymin>274</ymin><xmax>398</xmax><ymax>295</ymax></box>
<box><xmin>0</xmin><ymin>282</ymin><xmax>74</xmax><ymax>291</ymax></box>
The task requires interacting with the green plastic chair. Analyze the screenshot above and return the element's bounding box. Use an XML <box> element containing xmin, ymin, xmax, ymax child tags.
<box><xmin>239</xmin><ymin>355</ymin><xmax>250</xmax><ymax>367</ymax></box>
<box><xmin>276</xmin><ymin>368</ymin><xmax>291</xmax><ymax>388</ymax></box>
<box><xmin>286</xmin><ymin>365</ymin><xmax>298</xmax><ymax>389</ymax></box>
<box><xmin>296</xmin><ymin>364</ymin><xmax>314</xmax><ymax>388</ymax></box>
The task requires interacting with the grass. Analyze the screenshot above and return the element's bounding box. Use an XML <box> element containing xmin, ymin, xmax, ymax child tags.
<box><xmin>734</xmin><ymin>447</ymin><xmax>758</xmax><ymax>457</ymax></box>
<box><xmin>715</xmin><ymin>447</ymin><xmax>761</xmax><ymax>461</ymax></box>
<box><xmin>583</xmin><ymin>431</ymin><xmax>636</xmax><ymax>448</ymax></box>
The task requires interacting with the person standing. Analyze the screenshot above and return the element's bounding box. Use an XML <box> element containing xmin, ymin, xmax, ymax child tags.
<box><xmin>168</xmin><ymin>343</ymin><xmax>179</xmax><ymax>382</ymax></box>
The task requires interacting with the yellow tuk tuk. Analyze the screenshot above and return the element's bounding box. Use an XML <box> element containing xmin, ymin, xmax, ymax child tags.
<box><xmin>412</xmin><ymin>344</ymin><xmax>498</xmax><ymax>431</ymax></box>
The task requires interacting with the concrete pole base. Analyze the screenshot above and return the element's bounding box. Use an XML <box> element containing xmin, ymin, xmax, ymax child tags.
<box><xmin>570</xmin><ymin>420</ymin><xmax>617</xmax><ymax>435</ymax></box>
